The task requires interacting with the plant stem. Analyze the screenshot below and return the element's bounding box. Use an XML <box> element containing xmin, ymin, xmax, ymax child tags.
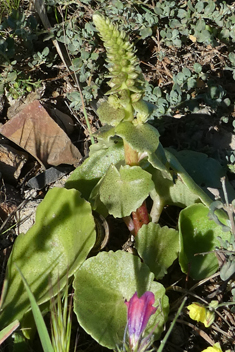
<box><xmin>221</xmin><ymin>176</ymin><xmax>235</xmax><ymax>239</ymax></box>
<box><xmin>132</xmin><ymin>201</ymin><xmax>149</xmax><ymax>236</ymax></box>
<box><xmin>124</xmin><ymin>140</ymin><xmax>139</xmax><ymax>166</ymax></box>
<box><xmin>124</xmin><ymin>140</ymin><xmax>149</xmax><ymax>235</ymax></box>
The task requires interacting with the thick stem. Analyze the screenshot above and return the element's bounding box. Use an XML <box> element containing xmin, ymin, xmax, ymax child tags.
<box><xmin>132</xmin><ymin>201</ymin><xmax>149</xmax><ymax>236</ymax></box>
<box><xmin>137</xmin><ymin>201</ymin><xmax>149</xmax><ymax>225</ymax></box>
<box><xmin>124</xmin><ymin>140</ymin><xmax>139</xmax><ymax>166</ymax></box>
<box><xmin>124</xmin><ymin>140</ymin><xmax>149</xmax><ymax>236</ymax></box>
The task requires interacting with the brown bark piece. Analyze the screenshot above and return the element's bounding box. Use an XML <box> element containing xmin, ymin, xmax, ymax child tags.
<box><xmin>0</xmin><ymin>144</ymin><xmax>28</xmax><ymax>181</ymax></box>
<box><xmin>0</xmin><ymin>100</ymin><xmax>82</xmax><ymax>167</ymax></box>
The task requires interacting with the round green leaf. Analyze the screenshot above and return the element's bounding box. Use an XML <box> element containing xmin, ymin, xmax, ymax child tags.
<box><xmin>115</xmin><ymin>122</ymin><xmax>160</xmax><ymax>153</ymax></box>
<box><xmin>73</xmin><ymin>250</ymin><xmax>169</xmax><ymax>349</ymax></box>
<box><xmin>179</xmin><ymin>203</ymin><xmax>230</xmax><ymax>280</ymax></box>
<box><xmin>98</xmin><ymin>164</ymin><xmax>155</xmax><ymax>217</ymax></box>
<box><xmin>97</xmin><ymin>100</ymin><xmax>125</xmax><ymax>126</ymax></box>
<box><xmin>140</xmin><ymin>27</ymin><xmax>152</xmax><ymax>39</ymax></box>
<box><xmin>65</xmin><ymin>139</ymin><xmax>125</xmax><ymax>199</ymax></box>
<box><xmin>194</xmin><ymin>63</ymin><xmax>202</xmax><ymax>73</ymax></box>
<box><xmin>0</xmin><ymin>188</ymin><xmax>96</xmax><ymax>326</ymax></box>
<box><xmin>136</xmin><ymin>223</ymin><xmax>179</xmax><ymax>279</ymax></box>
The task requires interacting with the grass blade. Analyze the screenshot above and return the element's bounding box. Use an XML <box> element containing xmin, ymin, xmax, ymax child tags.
<box><xmin>157</xmin><ymin>297</ymin><xmax>187</xmax><ymax>352</ymax></box>
<box><xmin>0</xmin><ymin>320</ymin><xmax>20</xmax><ymax>345</ymax></box>
<box><xmin>15</xmin><ymin>264</ymin><xmax>54</xmax><ymax>352</ymax></box>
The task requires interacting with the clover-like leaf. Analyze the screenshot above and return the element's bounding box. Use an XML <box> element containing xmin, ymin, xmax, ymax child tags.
<box><xmin>140</xmin><ymin>27</ymin><xmax>152</xmax><ymax>39</ymax></box>
<box><xmin>0</xmin><ymin>188</ymin><xmax>96</xmax><ymax>327</ymax></box>
<box><xmin>136</xmin><ymin>223</ymin><xmax>179</xmax><ymax>279</ymax></box>
<box><xmin>73</xmin><ymin>250</ymin><xmax>169</xmax><ymax>349</ymax></box>
<box><xmin>93</xmin><ymin>164</ymin><xmax>154</xmax><ymax>218</ymax></box>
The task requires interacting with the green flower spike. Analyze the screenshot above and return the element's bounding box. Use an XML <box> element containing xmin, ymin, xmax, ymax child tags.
<box><xmin>93</xmin><ymin>14</ymin><xmax>154</xmax><ymax>126</ymax></box>
<box><xmin>93</xmin><ymin>14</ymin><xmax>144</xmax><ymax>96</ymax></box>
<box><xmin>93</xmin><ymin>14</ymin><xmax>153</xmax><ymax>126</ymax></box>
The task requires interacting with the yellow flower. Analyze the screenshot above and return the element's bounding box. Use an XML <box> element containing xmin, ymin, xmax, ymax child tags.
<box><xmin>187</xmin><ymin>302</ymin><xmax>215</xmax><ymax>327</ymax></box>
<box><xmin>201</xmin><ymin>342</ymin><xmax>223</xmax><ymax>352</ymax></box>
<box><xmin>187</xmin><ymin>302</ymin><xmax>206</xmax><ymax>322</ymax></box>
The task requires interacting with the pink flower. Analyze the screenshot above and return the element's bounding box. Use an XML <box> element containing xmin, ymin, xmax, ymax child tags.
<box><xmin>125</xmin><ymin>291</ymin><xmax>157</xmax><ymax>351</ymax></box>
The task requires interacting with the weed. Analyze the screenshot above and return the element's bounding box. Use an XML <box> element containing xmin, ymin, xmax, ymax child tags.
<box><xmin>0</xmin><ymin>62</ymin><xmax>41</xmax><ymax>98</ymax></box>
<box><xmin>0</xmin><ymin>0</ymin><xmax>21</xmax><ymax>23</ymax></box>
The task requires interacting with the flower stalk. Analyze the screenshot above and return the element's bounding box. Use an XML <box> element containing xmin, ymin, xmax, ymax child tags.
<box><xmin>93</xmin><ymin>14</ymin><xmax>150</xmax><ymax>235</ymax></box>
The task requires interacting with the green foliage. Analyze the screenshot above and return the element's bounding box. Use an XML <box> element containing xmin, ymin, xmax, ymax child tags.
<box><xmin>169</xmin><ymin>149</ymin><xmax>235</xmax><ymax>202</ymax></box>
<box><xmin>115</xmin><ymin>122</ymin><xmax>168</xmax><ymax>172</ymax></box>
<box><xmin>0</xmin><ymin>9</ymin><xmax>38</xmax><ymax>64</ymax></box>
<box><xmin>16</xmin><ymin>265</ymin><xmax>54</xmax><ymax>352</ymax></box>
<box><xmin>39</xmin><ymin>0</ymin><xmax>235</xmax><ymax>117</ymax></box>
<box><xmin>154</xmin><ymin>0</ymin><xmax>235</xmax><ymax>45</ymax></box>
<box><xmin>208</xmin><ymin>191</ymin><xmax>235</xmax><ymax>293</ymax></box>
<box><xmin>1</xmin><ymin>8</ymin><xmax>235</xmax><ymax>352</ymax></box>
<box><xmin>1</xmin><ymin>1</ymin><xmax>234</xmax><ymax>118</ymax></box>
<box><xmin>0</xmin><ymin>187</ymin><xmax>96</xmax><ymax>327</ymax></box>
<box><xmin>144</xmin><ymin>64</ymin><xmax>231</xmax><ymax>118</ymax></box>
<box><xmin>216</xmin><ymin>236</ymin><xmax>235</xmax><ymax>284</ymax></box>
<box><xmin>0</xmin><ymin>10</ymin><xmax>46</xmax><ymax>100</ymax></box>
<box><xmin>0</xmin><ymin>0</ymin><xmax>21</xmax><ymax>26</ymax></box>
<box><xmin>65</xmin><ymin>137</ymin><xmax>125</xmax><ymax>200</ymax></box>
<box><xmin>28</xmin><ymin>46</ymin><xmax>54</xmax><ymax>69</ymax></box>
<box><xmin>0</xmin><ymin>62</ymin><xmax>41</xmax><ymax>98</ymax></box>
<box><xmin>178</xmin><ymin>203</ymin><xmax>229</xmax><ymax>280</ymax></box>
<box><xmin>73</xmin><ymin>250</ymin><xmax>169</xmax><ymax>349</ymax></box>
<box><xmin>0</xmin><ymin>320</ymin><xmax>19</xmax><ymax>345</ymax></box>
<box><xmin>225</xmin><ymin>52</ymin><xmax>235</xmax><ymax>82</ymax></box>
<box><xmin>92</xmin><ymin>164</ymin><xmax>155</xmax><ymax>218</ymax></box>
<box><xmin>136</xmin><ymin>223</ymin><xmax>179</xmax><ymax>280</ymax></box>
<box><xmin>12</xmin><ymin>266</ymin><xmax>72</xmax><ymax>352</ymax></box>
<box><xmin>50</xmin><ymin>282</ymin><xmax>72</xmax><ymax>352</ymax></box>
<box><xmin>226</xmin><ymin>150</ymin><xmax>235</xmax><ymax>173</ymax></box>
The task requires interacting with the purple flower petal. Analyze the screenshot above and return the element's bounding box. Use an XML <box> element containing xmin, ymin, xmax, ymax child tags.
<box><xmin>125</xmin><ymin>291</ymin><xmax>157</xmax><ymax>350</ymax></box>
